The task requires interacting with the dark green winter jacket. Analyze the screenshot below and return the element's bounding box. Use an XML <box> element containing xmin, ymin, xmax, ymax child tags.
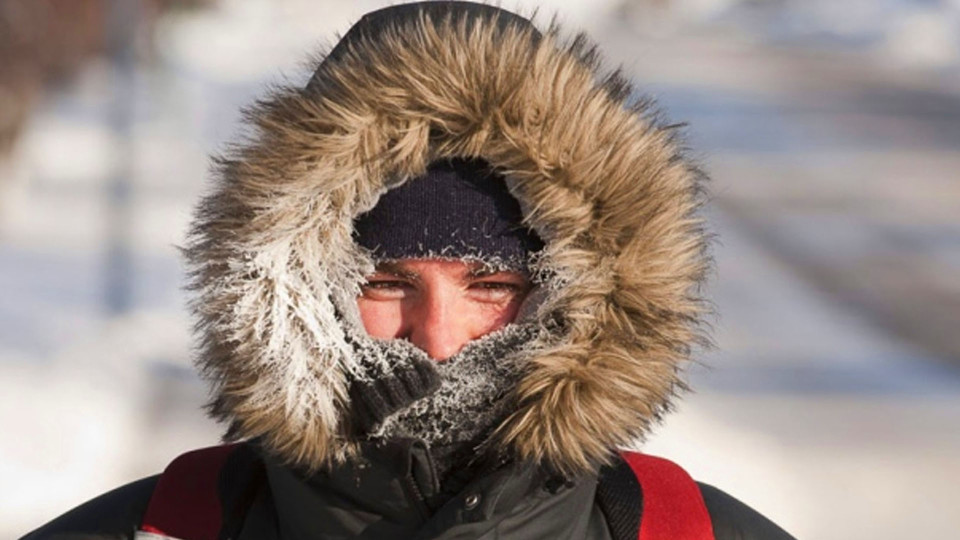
<box><xmin>24</xmin><ymin>440</ymin><xmax>793</xmax><ymax>539</ymax></box>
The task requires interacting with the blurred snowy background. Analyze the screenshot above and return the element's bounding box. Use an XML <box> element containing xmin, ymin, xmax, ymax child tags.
<box><xmin>2</xmin><ymin>0</ymin><xmax>959</xmax><ymax>538</ymax></box>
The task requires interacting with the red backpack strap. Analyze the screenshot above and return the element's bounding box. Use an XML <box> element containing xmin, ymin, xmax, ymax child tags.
<box><xmin>137</xmin><ymin>444</ymin><xmax>241</xmax><ymax>540</ymax></box>
<box><xmin>620</xmin><ymin>451</ymin><xmax>714</xmax><ymax>540</ymax></box>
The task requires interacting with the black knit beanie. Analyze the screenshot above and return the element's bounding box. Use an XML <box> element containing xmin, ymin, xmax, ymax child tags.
<box><xmin>354</xmin><ymin>158</ymin><xmax>543</xmax><ymax>267</ymax></box>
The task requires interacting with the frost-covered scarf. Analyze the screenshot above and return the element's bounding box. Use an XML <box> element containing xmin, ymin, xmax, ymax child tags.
<box><xmin>361</xmin><ymin>323</ymin><xmax>537</xmax><ymax>476</ymax></box>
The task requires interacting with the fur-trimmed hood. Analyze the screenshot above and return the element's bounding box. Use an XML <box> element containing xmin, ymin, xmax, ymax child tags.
<box><xmin>185</xmin><ymin>1</ymin><xmax>710</xmax><ymax>477</ymax></box>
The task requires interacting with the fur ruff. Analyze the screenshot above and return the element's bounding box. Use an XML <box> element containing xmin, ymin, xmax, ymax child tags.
<box><xmin>185</xmin><ymin>7</ymin><xmax>711</xmax><ymax>476</ymax></box>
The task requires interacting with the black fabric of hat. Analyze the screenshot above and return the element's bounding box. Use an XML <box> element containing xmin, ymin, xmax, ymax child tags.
<box><xmin>353</xmin><ymin>158</ymin><xmax>543</xmax><ymax>266</ymax></box>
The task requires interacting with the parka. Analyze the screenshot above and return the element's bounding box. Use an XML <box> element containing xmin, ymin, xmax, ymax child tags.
<box><xmin>23</xmin><ymin>2</ymin><xmax>795</xmax><ymax>539</ymax></box>
<box><xmin>24</xmin><ymin>439</ymin><xmax>792</xmax><ymax>539</ymax></box>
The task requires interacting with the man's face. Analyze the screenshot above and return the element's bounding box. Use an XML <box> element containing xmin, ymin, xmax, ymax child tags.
<box><xmin>357</xmin><ymin>259</ymin><xmax>532</xmax><ymax>360</ymax></box>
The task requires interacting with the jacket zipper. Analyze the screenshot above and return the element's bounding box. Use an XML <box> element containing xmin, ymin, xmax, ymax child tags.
<box><xmin>404</xmin><ymin>469</ymin><xmax>432</xmax><ymax>521</ymax></box>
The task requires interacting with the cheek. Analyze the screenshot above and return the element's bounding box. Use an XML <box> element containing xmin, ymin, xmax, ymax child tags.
<box><xmin>469</xmin><ymin>296</ymin><xmax>526</xmax><ymax>335</ymax></box>
<box><xmin>357</xmin><ymin>298</ymin><xmax>405</xmax><ymax>339</ymax></box>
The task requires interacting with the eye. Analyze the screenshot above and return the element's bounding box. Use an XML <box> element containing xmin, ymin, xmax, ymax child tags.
<box><xmin>360</xmin><ymin>279</ymin><xmax>414</xmax><ymax>300</ymax></box>
<box><xmin>468</xmin><ymin>279</ymin><xmax>528</xmax><ymax>303</ymax></box>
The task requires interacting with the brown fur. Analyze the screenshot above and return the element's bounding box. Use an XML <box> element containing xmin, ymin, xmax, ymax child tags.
<box><xmin>185</xmin><ymin>7</ymin><xmax>711</xmax><ymax>476</ymax></box>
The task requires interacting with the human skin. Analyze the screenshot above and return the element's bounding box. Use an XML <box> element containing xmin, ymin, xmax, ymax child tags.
<box><xmin>357</xmin><ymin>259</ymin><xmax>532</xmax><ymax>360</ymax></box>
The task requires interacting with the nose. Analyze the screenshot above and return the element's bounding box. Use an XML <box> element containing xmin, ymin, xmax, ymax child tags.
<box><xmin>408</xmin><ymin>292</ymin><xmax>473</xmax><ymax>361</ymax></box>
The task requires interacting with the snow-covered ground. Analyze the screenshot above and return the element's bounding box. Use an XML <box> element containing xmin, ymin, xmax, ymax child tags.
<box><xmin>3</xmin><ymin>1</ymin><xmax>959</xmax><ymax>538</ymax></box>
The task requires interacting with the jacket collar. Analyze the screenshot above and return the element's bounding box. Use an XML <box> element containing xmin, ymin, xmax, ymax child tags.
<box><xmin>258</xmin><ymin>439</ymin><xmax>575</xmax><ymax>539</ymax></box>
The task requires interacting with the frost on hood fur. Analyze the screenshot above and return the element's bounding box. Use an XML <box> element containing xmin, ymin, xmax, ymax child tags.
<box><xmin>185</xmin><ymin>2</ymin><xmax>711</xmax><ymax>476</ymax></box>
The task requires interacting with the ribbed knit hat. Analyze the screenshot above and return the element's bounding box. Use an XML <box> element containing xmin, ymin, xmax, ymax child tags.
<box><xmin>353</xmin><ymin>158</ymin><xmax>544</xmax><ymax>267</ymax></box>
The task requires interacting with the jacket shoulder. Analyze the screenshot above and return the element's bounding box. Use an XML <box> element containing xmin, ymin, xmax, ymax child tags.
<box><xmin>20</xmin><ymin>476</ymin><xmax>158</xmax><ymax>540</ymax></box>
<box><xmin>698</xmin><ymin>483</ymin><xmax>796</xmax><ymax>540</ymax></box>
<box><xmin>597</xmin><ymin>454</ymin><xmax>795</xmax><ymax>540</ymax></box>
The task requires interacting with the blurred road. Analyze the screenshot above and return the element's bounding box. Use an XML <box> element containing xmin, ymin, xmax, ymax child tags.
<box><xmin>2</xmin><ymin>2</ymin><xmax>959</xmax><ymax>539</ymax></box>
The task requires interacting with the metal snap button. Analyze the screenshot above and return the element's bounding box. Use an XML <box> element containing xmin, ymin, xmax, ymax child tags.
<box><xmin>464</xmin><ymin>493</ymin><xmax>481</xmax><ymax>510</ymax></box>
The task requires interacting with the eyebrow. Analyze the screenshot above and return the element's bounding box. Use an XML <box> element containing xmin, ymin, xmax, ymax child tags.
<box><xmin>372</xmin><ymin>261</ymin><xmax>421</xmax><ymax>282</ymax></box>
<box><xmin>467</xmin><ymin>266</ymin><xmax>533</xmax><ymax>288</ymax></box>
<box><xmin>467</xmin><ymin>265</ymin><xmax>503</xmax><ymax>278</ymax></box>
